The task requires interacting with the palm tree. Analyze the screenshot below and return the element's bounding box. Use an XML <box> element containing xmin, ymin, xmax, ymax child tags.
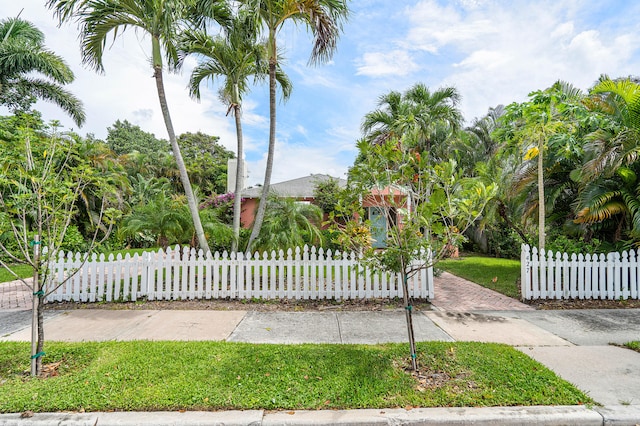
<box><xmin>499</xmin><ymin>81</ymin><xmax>584</xmax><ymax>250</ymax></box>
<box><xmin>242</xmin><ymin>0</ymin><xmax>349</xmax><ymax>253</ymax></box>
<box><xmin>46</xmin><ymin>0</ymin><xmax>232</xmax><ymax>254</ymax></box>
<box><xmin>361</xmin><ymin>83</ymin><xmax>462</xmax><ymax>158</ymax></box>
<box><xmin>574</xmin><ymin>165</ymin><xmax>640</xmax><ymax>242</ymax></box>
<box><xmin>361</xmin><ymin>90</ymin><xmax>410</xmax><ymax>145</ymax></box>
<box><xmin>120</xmin><ymin>192</ymin><xmax>191</xmax><ymax>249</ymax></box>
<box><xmin>179</xmin><ymin>12</ymin><xmax>291</xmax><ymax>252</ymax></box>
<box><xmin>403</xmin><ymin>83</ymin><xmax>462</xmax><ymax>155</ymax></box>
<box><xmin>0</xmin><ymin>16</ymin><xmax>85</xmax><ymax>126</ymax></box>
<box><xmin>572</xmin><ymin>77</ymin><xmax>640</xmax><ymax>242</ymax></box>
<box><xmin>581</xmin><ymin>77</ymin><xmax>640</xmax><ymax>182</ymax></box>
<box><xmin>251</xmin><ymin>195</ymin><xmax>323</xmax><ymax>253</ymax></box>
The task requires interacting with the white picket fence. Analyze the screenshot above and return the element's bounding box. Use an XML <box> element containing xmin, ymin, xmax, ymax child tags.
<box><xmin>521</xmin><ymin>244</ymin><xmax>640</xmax><ymax>300</ymax></box>
<box><xmin>45</xmin><ymin>245</ymin><xmax>433</xmax><ymax>303</ymax></box>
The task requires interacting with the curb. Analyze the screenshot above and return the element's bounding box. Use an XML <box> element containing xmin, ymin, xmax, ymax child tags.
<box><xmin>2</xmin><ymin>405</ymin><xmax>638</xmax><ymax>426</ymax></box>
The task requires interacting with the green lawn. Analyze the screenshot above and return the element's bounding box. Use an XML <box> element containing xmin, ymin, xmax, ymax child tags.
<box><xmin>0</xmin><ymin>341</ymin><xmax>589</xmax><ymax>412</ymax></box>
<box><xmin>0</xmin><ymin>264</ymin><xmax>32</xmax><ymax>283</ymax></box>
<box><xmin>0</xmin><ymin>248</ymin><xmax>159</xmax><ymax>284</ymax></box>
<box><xmin>438</xmin><ymin>255</ymin><xmax>521</xmax><ymax>299</ymax></box>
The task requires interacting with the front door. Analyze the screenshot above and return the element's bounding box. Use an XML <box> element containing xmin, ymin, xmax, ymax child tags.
<box><xmin>369</xmin><ymin>207</ymin><xmax>387</xmax><ymax>248</ymax></box>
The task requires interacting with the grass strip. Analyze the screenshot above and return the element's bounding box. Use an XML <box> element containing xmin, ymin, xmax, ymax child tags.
<box><xmin>0</xmin><ymin>248</ymin><xmax>159</xmax><ymax>284</ymax></box>
<box><xmin>0</xmin><ymin>341</ymin><xmax>589</xmax><ymax>412</ymax></box>
<box><xmin>438</xmin><ymin>255</ymin><xmax>521</xmax><ymax>299</ymax></box>
<box><xmin>624</xmin><ymin>341</ymin><xmax>640</xmax><ymax>353</ymax></box>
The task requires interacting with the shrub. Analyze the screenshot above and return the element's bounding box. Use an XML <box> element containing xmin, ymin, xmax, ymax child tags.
<box><xmin>486</xmin><ymin>227</ymin><xmax>523</xmax><ymax>259</ymax></box>
<box><xmin>545</xmin><ymin>233</ymin><xmax>604</xmax><ymax>255</ymax></box>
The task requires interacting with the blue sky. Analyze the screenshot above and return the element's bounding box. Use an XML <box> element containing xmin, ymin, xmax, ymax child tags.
<box><xmin>4</xmin><ymin>0</ymin><xmax>640</xmax><ymax>188</ymax></box>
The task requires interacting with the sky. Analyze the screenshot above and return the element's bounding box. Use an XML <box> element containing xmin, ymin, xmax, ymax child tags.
<box><xmin>3</xmin><ymin>0</ymin><xmax>640</xmax><ymax>188</ymax></box>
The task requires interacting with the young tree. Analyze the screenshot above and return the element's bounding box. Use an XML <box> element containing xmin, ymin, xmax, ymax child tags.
<box><xmin>345</xmin><ymin>139</ymin><xmax>495</xmax><ymax>370</ymax></box>
<box><xmin>46</xmin><ymin>0</ymin><xmax>232</xmax><ymax>254</ymax></box>
<box><xmin>242</xmin><ymin>0</ymin><xmax>349</xmax><ymax>252</ymax></box>
<box><xmin>0</xmin><ymin>117</ymin><xmax>116</xmax><ymax>376</ymax></box>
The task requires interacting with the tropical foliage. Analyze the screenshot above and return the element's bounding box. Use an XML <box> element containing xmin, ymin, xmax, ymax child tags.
<box><xmin>0</xmin><ymin>16</ymin><xmax>84</xmax><ymax>125</ymax></box>
<box><xmin>251</xmin><ymin>196</ymin><xmax>324</xmax><ymax>253</ymax></box>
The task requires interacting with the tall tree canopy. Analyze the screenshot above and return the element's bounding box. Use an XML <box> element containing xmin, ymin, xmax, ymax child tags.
<box><xmin>243</xmin><ymin>0</ymin><xmax>349</xmax><ymax>252</ymax></box>
<box><xmin>46</xmin><ymin>0</ymin><xmax>232</xmax><ymax>254</ymax></box>
<box><xmin>0</xmin><ymin>16</ymin><xmax>85</xmax><ymax>126</ymax></box>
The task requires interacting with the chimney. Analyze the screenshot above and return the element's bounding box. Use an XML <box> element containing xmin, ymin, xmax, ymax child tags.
<box><xmin>227</xmin><ymin>158</ymin><xmax>248</xmax><ymax>193</ymax></box>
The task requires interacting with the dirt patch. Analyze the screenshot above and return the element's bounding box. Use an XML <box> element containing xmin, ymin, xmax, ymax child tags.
<box><xmin>526</xmin><ymin>298</ymin><xmax>640</xmax><ymax>310</ymax></box>
<box><xmin>43</xmin><ymin>298</ymin><xmax>434</xmax><ymax>312</ymax></box>
<box><xmin>412</xmin><ymin>369</ymin><xmax>452</xmax><ymax>391</ymax></box>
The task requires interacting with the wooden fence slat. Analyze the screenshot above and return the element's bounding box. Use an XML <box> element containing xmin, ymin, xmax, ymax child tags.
<box><xmin>621</xmin><ymin>251</ymin><xmax>629</xmax><ymax>300</ymax></box>
<box><xmin>632</xmin><ymin>250</ymin><xmax>639</xmax><ymax>299</ymax></box>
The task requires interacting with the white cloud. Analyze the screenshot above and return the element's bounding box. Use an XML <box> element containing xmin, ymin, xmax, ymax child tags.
<box><xmin>404</xmin><ymin>0</ymin><xmax>497</xmax><ymax>53</ymax></box>
<box><xmin>401</xmin><ymin>0</ymin><xmax>640</xmax><ymax>120</ymax></box>
<box><xmin>246</xmin><ymin>140</ymin><xmax>350</xmax><ymax>187</ymax></box>
<box><xmin>291</xmin><ymin>61</ymin><xmax>342</xmax><ymax>88</ymax></box>
<box><xmin>453</xmin><ymin>50</ymin><xmax>508</xmax><ymax>70</ymax></box>
<box><xmin>355</xmin><ymin>50</ymin><xmax>419</xmax><ymax>77</ymax></box>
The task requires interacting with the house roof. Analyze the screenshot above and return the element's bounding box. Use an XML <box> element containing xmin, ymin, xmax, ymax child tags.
<box><xmin>242</xmin><ymin>174</ymin><xmax>347</xmax><ymax>199</ymax></box>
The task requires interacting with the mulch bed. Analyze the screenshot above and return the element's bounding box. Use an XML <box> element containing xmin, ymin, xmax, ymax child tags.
<box><xmin>43</xmin><ymin>298</ymin><xmax>434</xmax><ymax>312</ymax></box>
<box><xmin>43</xmin><ymin>297</ymin><xmax>640</xmax><ymax>311</ymax></box>
<box><xmin>526</xmin><ymin>298</ymin><xmax>640</xmax><ymax>310</ymax></box>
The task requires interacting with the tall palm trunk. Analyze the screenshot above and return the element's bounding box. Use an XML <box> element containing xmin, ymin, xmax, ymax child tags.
<box><xmin>153</xmin><ymin>63</ymin><xmax>210</xmax><ymax>254</ymax></box>
<box><xmin>246</xmin><ymin>54</ymin><xmax>277</xmax><ymax>253</ymax></box>
<box><xmin>538</xmin><ymin>136</ymin><xmax>545</xmax><ymax>251</ymax></box>
<box><xmin>232</xmin><ymin>85</ymin><xmax>244</xmax><ymax>252</ymax></box>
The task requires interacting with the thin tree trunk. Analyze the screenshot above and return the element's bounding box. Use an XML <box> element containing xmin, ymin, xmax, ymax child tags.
<box><xmin>246</xmin><ymin>57</ymin><xmax>277</xmax><ymax>253</ymax></box>
<box><xmin>538</xmin><ymin>136</ymin><xmax>545</xmax><ymax>251</ymax></box>
<box><xmin>231</xmin><ymin>97</ymin><xmax>244</xmax><ymax>253</ymax></box>
<box><xmin>153</xmin><ymin>65</ymin><xmax>211</xmax><ymax>254</ymax></box>
<box><xmin>402</xmin><ymin>271</ymin><xmax>418</xmax><ymax>371</ymax></box>
<box><xmin>36</xmin><ymin>296</ymin><xmax>44</xmax><ymax>375</ymax></box>
<box><xmin>30</xmin><ymin>234</ymin><xmax>40</xmax><ymax>376</ymax></box>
